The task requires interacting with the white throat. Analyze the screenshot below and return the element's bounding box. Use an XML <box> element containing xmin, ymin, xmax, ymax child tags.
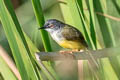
<box><xmin>50</xmin><ymin>30</ymin><xmax>64</xmax><ymax>43</ymax></box>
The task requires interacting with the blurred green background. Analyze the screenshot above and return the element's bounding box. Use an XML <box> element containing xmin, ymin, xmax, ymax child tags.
<box><xmin>0</xmin><ymin>0</ymin><xmax>120</xmax><ymax>80</ymax></box>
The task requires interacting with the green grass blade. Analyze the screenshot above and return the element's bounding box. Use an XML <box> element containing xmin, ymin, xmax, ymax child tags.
<box><xmin>0</xmin><ymin>1</ymin><xmax>28</xmax><ymax>79</ymax></box>
<box><xmin>83</xmin><ymin>61</ymin><xmax>93</xmax><ymax>80</ymax></box>
<box><xmin>111</xmin><ymin>0</ymin><xmax>120</xmax><ymax>15</ymax></box>
<box><xmin>65</xmin><ymin>0</ymin><xmax>84</xmax><ymax>33</ymax></box>
<box><xmin>93</xmin><ymin>0</ymin><xmax>116</xmax><ymax>47</ymax></box>
<box><xmin>25</xmin><ymin>33</ymin><xmax>58</xmax><ymax>80</ymax></box>
<box><xmin>31</xmin><ymin>0</ymin><xmax>60</xmax><ymax>79</ymax></box>
<box><xmin>31</xmin><ymin>0</ymin><xmax>52</xmax><ymax>52</ymax></box>
<box><xmin>0</xmin><ymin>0</ymin><xmax>39</xmax><ymax>79</ymax></box>
<box><xmin>75</xmin><ymin>0</ymin><xmax>95</xmax><ymax>49</ymax></box>
<box><xmin>87</xmin><ymin>0</ymin><xmax>97</xmax><ymax>48</ymax></box>
<box><xmin>66</xmin><ymin>0</ymin><xmax>100</xmax><ymax>79</ymax></box>
<box><xmin>101</xmin><ymin>58</ymin><xmax>118</xmax><ymax>80</ymax></box>
<box><xmin>66</xmin><ymin>0</ymin><xmax>92</xmax><ymax>48</ymax></box>
<box><xmin>93</xmin><ymin>0</ymin><xmax>120</xmax><ymax>79</ymax></box>
<box><xmin>0</xmin><ymin>73</ymin><xmax>4</xmax><ymax>80</ymax></box>
<box><xmin>24</xmin><ymin>33</ymin><xmax>56</xmax><ymax>80</ymax></box>
<box><xmin>70</xmin><ymin>0</ymin><xmax>103</xmax><ymax>79</ymax></box>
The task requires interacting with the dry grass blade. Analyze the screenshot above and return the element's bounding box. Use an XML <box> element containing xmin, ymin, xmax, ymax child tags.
<box><xmin>0</xmin><ymin>46</ymin><xmax>21</xmax><ymax>80</ymax></box>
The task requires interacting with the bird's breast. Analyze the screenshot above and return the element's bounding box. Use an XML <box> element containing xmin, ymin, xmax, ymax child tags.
<box><xmin>51</xmin><ymin>30</ymin><xmax>64</xmax><ymax>43</ymax></box>
<box><xmin>59</xmin><ymin>40</ymin><xmax>86</xmax><ymax>49</ymax></box>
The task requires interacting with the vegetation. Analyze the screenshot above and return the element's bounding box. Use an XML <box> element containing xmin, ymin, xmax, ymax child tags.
<box><xmin>0</xmin><ymin>0</ymin><xmax>120</xmax><ymax>80</ymax></box>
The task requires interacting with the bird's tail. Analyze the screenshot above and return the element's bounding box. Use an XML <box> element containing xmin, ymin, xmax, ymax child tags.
<box><xmin>78</xmin><ymin>49</ymin><xmax>101</xmax><ymax>80</ymax></box>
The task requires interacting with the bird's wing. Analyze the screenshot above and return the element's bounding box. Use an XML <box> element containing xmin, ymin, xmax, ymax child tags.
<box><xmin>61</xmin><ymin>25</ymin><xmax>88</xmax><ymax>47</ymax></box>
<box><xmin>62</xmin><ymin>25</ymin><xmax>83</xmax><ymax>40</ymax></box>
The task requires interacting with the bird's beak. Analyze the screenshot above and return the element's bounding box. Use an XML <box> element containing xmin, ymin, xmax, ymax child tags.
<box><xmin>38</xmin><ymin>26</ymin><xmax>46</xmax><ymax>30</ymax></box>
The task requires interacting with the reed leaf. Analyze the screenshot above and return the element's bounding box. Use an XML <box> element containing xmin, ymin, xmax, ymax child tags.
<box><xmin>0</xmin><ymin>0</ymin><xmax>38</xmax><ymax>79</ymax></box>
<box><xmin>31</xmin><ymin>0</ymin><xmax>52</xmax><ymax>52</ymax></box>
<box><xmin>93</xmin><ymin>0</ymin><xmax>120</xmax><ymax>79</ymax></box>
<box><xmin>86</xmin><ymin>0</ymin><xmax>97</xmax><ymax>48</ymax></box>
<box><xmin>31</xmin><ymin>0</ymin><xmax>59</xmax><ymax>79</ymax></box>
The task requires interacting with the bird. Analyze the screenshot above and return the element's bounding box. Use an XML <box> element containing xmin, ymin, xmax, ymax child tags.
<box><xmin>38</xmin><ymin>19</ymin><xmax>99</xmax><ymax>77</ymax></box>
<box><xmin>38</xmin><ymin>19</ymin><xmax>88</xmax><ymax>53</ymax></box>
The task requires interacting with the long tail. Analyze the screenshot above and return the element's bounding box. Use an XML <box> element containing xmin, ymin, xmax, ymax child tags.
<box><xmin>86</xmin><ymin>50</ymin><xmax>101</xmax><ymax>79</ymax></box>
<box><xmin>78</xmin><ymin>49</ymin><xmax>101</xmax><ymax>80</ymax></box>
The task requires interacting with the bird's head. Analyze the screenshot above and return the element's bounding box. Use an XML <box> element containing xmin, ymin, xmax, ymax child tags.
<box><xmin>38</xmin><ymin>19</ymin><xmax>65</xmax><ymax>33</ymax></box>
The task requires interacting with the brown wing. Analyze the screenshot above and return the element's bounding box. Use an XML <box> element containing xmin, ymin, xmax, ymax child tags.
<box><xmin>61</xmin><ymin>25</ymin><xmax>88</xmax><ymax>47</ymax></box>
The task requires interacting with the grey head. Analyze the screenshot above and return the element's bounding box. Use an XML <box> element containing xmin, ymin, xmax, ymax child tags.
<box><xmin>38</xmin><ymin>19</ymin><xmax>65</xmax><ymax>33</ymax></box>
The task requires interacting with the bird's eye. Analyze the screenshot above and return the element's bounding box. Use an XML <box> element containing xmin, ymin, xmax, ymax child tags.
<box><xmin>49</xmin><ymin>24</ymin><xmax>54</xmax><ymax>28</ymax></box>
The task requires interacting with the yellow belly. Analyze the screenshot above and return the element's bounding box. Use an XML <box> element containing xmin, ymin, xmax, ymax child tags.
<box><xmin>59</xmin><ymin>40</ymin><xmax>86</xmax><ymax>49</ymax></box>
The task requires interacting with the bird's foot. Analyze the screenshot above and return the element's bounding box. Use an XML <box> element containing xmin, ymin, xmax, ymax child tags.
<box><xmin>59</xmin><ymin>50</ymin><xmax>75</xmax><ymax>59</ymax></box>
<box><xmin>71</xmin><ymin>49</ymin><xmax>79</xmax><ymax>53</ymax></box>
<box><xmin>72</xmin><ymin>49</ymin><xmax>84</xmax><ymax>53</ymax></box>
<box><xmin>59</xmin><ymin>50</ymin><xmax>73</xmax><ymax>54</ymax></box>
<box><xmin>79</xmin><ymin>50</ymin><xmax>84</xmax><ymax>52</ymax></box>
